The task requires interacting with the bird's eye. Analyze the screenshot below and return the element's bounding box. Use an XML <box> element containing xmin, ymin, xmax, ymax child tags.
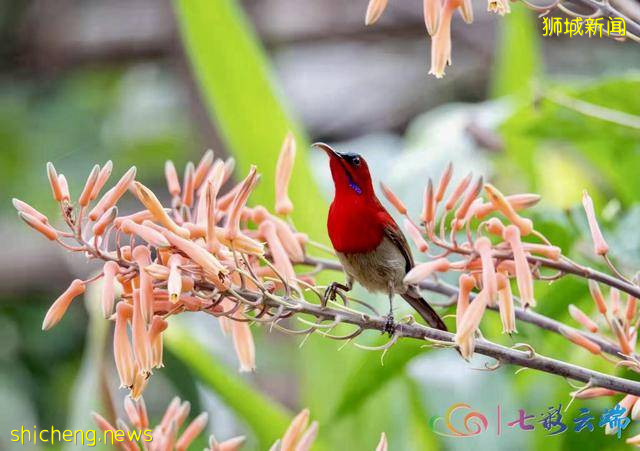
<box><xmin>351</xmin><ymin>156</ymin><xmax>361</xmax><ymax>166</ymax></box>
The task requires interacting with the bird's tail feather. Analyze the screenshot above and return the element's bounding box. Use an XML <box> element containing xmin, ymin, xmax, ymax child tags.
<box><xmin>401</xmin><ymin>291</ymin><xmax>448</xmax><ymax>331</ymax></box>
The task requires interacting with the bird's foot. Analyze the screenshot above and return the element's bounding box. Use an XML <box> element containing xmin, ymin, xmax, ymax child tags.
<box><xmin>322</xmin><ymin>282</ymin><xmax>349</xmax><ymax>307</ymax></box>
<box><xmin>383</xmin><ymin>313</ymin><xmax>396</xmax><ymax>336</ymax></box>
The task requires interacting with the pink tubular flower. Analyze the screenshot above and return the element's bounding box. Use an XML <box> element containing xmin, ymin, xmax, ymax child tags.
<box><xmin>57</xmin><ymin>174</ymin><xmax>70</xmax><ymax>201</ymax></box>
<box><xmin>124</xmin><ymin>396</ymin><xmax>141</xmax><ymax>429</ymax></box>
<box><xmin>568</xmin><ymin>304</ymin><xmax>598</xmax><ymax>333</ymax></box>
<box><xmin>365</xmin><ymin>0</ymin><xmax>389</xmax><ymax>25</ymax></box>
<box><xmin>455</xmin><ymin>289</ymin><xmax>488</xmax><ymax>359</ymax></box>
<box><xmin>582</xmin><ymin>190</ymin><xmax>609</xmax><ymax>255</ymax></box>
<box><xmin>163</xmin><ymin>230</ymin><xmax>227</xmax><ymax>279</ymax></box>
<box><xmin>459</xmin><ymin>0</ymin><xmax>473</xmax><ymax>23</ymax></box>
<box><xmin>225</xmin><ymin>165</ymin><xmax>259</xmax><ymax>242</ymax></box>
<box><xmin>611</xmin><ymin>319</ymin><xmax>633</xmax><ymax>356</ymax></box>
<box><xmin>259</xmin><ymin>221</ymin><xmax>298</xmax><ymax>287</ymax></box>
<box><xmin>253</xmin><ymin>206</ymin><xmax>304</xmax><ymax>262</ymax></box>
<box><xmin>90</xmin><ymin>160</ymin><xmax>113</xmax><ymax>201</ymax></box>
<box><xmin>182</xmin><ymin>162</ymin><xmax>195</xmax><ymax>207</ymax></box>
<box><xmin>132</xmin><ymin>245</ymin><xmax>154</xmax><ymax>323</ymax></box>
<box><xmin>485</xmin><ymin>217</ymin><xmax>504</xmax><ymax>236</ymax></box>
<box><xmin>208</xmin><ymin>435</ymin><xmax>246</xmax><ymax>451</ymax></box>
<box><xmin>275</xmin><ymin>132</ymin><xmax>296</xmax><ymax>216</ymax></box>
<box><xmin>165</xmin><ymin>160</ymin><xmax>181</xmax><ymax>197</ymax></box>
<box><xmin>132</xmin><ymin>290</ymin><xmax>153</xmax><ymax>375</ymax></box>
<box><xmin>588</xmin><ymin>280</ymin><xmax>607</xmax><ymax>315</ymax></box>
<box><xmin>474</xmin><ymin>193</ymin><xmax>541</xmax><ymax>219</ymax></box>
<box><xmin>92</xmin><ymin>206</ymin><xmax>118</xmax><ymax>236</ymax></box>
<box><xmin>88</xmin><ymin>166</ymin><xmax>137</xmax><ymax>221</ymax></box>
<box><xmin>429</xmin><ymin>0</ymin><xmax>463</xmax><ymax>78</ymax></box>
<box><xmin>380</xmin><ymin>182</ymin><xmax>408</xmax><ymax>215</ymax></box>
<box><xmin>133</xmin><ymin>182</ymin><xmax>190</xmax><ymax>238</ymax></box>
<box><xmin>42</xmin><ymin>279</ymin><xmax>86</xmax><ymax>330</ymax></box>
<box><xmin>231</xmin><ymin>306</ymin><xmax>256</xmax><ymax>372</ymax></box>
<box><xmin>101</xmin><ymin>261</ymin><xmax>119</xmax><ymax>318</ymax></box>
<box><xmin>403</xmin><ymin>218</ymin><xmax>429</xmax><ymax>253</ymax></box>
<box><xmin>78</xmin><ymin>164</ymin><xmax>100</xmax><ymax>207</ymax></box>
<box><xmin>421</xmin><ymin>179</ymin><xmax>435</xmax><ymax>226</ymax></box>
<box><xmin>559</xmin><ymin>326</ymin><xmax>601</xmax><ymax>355</ymax></box>
<box><xmin>199</xmin><ymin>158</ymin><xmax>226</xmax><ymax>197</ymax></box>
<box><xmin>120</xmin><ymin>219</ymin><xmax>170</xmax><ymax>248</ymax></box>
<box><xmin>497</xmin><ymin>272</ymin><xmax>516</xmax><ymax>334</ymax></box>
<box><xmin>423</xmin><ymin>0</ymin><xmax>441</xmax><ymax>36</ymax></box>
<box><xmin>176</xmin><ymin>412</ymin><xmax>209</xmax><ymax>451</ymax></box>
<box><xmin>474</xmin><ymin>236</ymin><xmax>497</xmax><ymax>303</ymax></box>
<box><xmin>444</xmin><ymin>172</ymin><xmax>472</xmax><ymax>211</ymax></box>
<box><xmin>114</xmin><ymin>302</ymin><xmax>135</xmax><ymax>388</ymax></box>
<box><xmin>626</xmin><ymin>295</ymin><xmax>637</xmax><ymax>323</ymax></box>
<box><xmin>12</xmin><ymin>198</ymin><xmax>49</xmax><ymax>224</ymax></box>
<box><xmin>502</xmin><ymin>225</ymin><xmax>535</xmax><ymax>308</ymax></box>
<box><xmin>18</xmin><ymin>212</ymin><xmax>58</xmax><ymax>241</ymax></box>
<box><xmin>280</xmin><ymin>409</ymin><xmax>310</xmax><ymax>451</ymax></box>
<box><xmin>46</xmin><ymin>162</ymin><xmax>64</xmax><ymax>201</ymax></box>
<box><xmin>404</xmin><ymin>258</ymin><xmax>451</xmax><ymax>284</ymax></box>
<box><xmin>376</xmin><ymin>432</ymin><xmax>388</xmax><ymax>451</ymax></box>
<box><xmin>194</xmin><ymin>149</ymin><xmax>214</xmax><ymax>189</ymax></box>
<box><xmin>521</xmin><ymin>243</ymin><xmax>562</xmax><ymax>261</ymax></box>
<box><xmin>91</xmin><ymin>412</ymin><xmax>117</xmax><ymax>435</ymax></box>
<box><xmin>455</xmin><ymin>176</ymin><xmax>483</xmax><ymax>221</ymax></box>
<box><xmin>149</xmin><ymin>315</ymin><xmax>168</xmax><ymax>368</ymax></box>
<box><xmin>610</xmin><ymin>288</ymin><xmax>621</xmax><ymax>317</ymax></box>
<box><xmin>435</xmin><ymin>162</ymin><xmax>453</xmax><ymax>203</ymax></box>
<box><xmin>456</xmin><ymin>274</ymin><xmax>476</xmax><ymax>328</ymax></box>
<box><xmin>484</xmin><ymin>184</ymin><xmax>533</xmax><ymax>236</ymax></box>
<box><xmin>571</xmin><ymin>388</ymin><xmax>619</xmax><ymax>399</ymax></box>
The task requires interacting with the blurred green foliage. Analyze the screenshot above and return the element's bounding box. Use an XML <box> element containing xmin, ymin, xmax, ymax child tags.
<box><xmin>2</xmin><ymin>0</ymin><xmax>640</xmax><ymax>450</ymax></box>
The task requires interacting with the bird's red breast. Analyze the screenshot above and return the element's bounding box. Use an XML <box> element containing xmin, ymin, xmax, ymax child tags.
<box><xmin>327</xmin><ymin>194</ymin><xmax>395</xmax><ymax>253</ymax></box>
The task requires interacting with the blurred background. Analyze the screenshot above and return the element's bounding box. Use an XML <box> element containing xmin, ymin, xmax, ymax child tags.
<box><xmin>1</xmin><ymin>0</ymin><xmax>639</xmax><ymax>449</ymax></box>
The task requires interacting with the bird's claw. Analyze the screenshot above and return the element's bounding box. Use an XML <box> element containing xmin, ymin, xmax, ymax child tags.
<box><xmin>383</xmin><ymin>313</ymin><xmax>396</xmax><ymax>336</ymax></box>
<box><xmin>322</xmin><ymin>282</ymin><xmax>339</xmax><ymax>307</ymax></box>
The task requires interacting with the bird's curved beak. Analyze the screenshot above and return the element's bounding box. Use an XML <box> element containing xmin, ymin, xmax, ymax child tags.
<box><xmin>312</xmin><ymin>142</ymin><xmax>342</xmax><ymax>160</ymax></box>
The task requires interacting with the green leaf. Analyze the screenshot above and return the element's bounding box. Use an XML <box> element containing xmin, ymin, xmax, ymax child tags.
<box><xmin>491</xmin><ymin>3</ymin><xmax>541</xmax><ymax>98</ymax></box>
<box><xmin>331</xmin><ymin>339</ymin><xmax>427</xmax><ymax>419</ymax></box>
<box><xmin>173</xmin><ymin>0</ymin><xmax>328</xmax><ymax>241</ymax></box>
<box><xmin>164</xmin><ymin>323</ymin><xmax>291</xmax><ymax>448</ymax></box>
<box><xmin>499</xmin><ymin>76</ymin><xmax>640</xmax><ymax>206</ymax></box>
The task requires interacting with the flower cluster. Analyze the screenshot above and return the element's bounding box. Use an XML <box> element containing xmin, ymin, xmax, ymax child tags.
<box><xmin>92</xmin><ymin>396</ymin><xmax>245</xmax><ymax>451</ymax></box>
<box><xmin>14</xmin><ymin>134</ymin><xmax>312</xmax><ymax>399</ymax></box>
<box><xmin>379</xmin><ymin>162</ymin><xmax>559</xmax><ymax>358</ymax></box>
<box><xmin>93</xmin><ymin>397</ymin><xmax>387</xmax><ymax>451</ymax></box>
<box><xmin>363</xmin><ymin>0</ymin><xmax>511</xmax><ymax>78</ymax></box>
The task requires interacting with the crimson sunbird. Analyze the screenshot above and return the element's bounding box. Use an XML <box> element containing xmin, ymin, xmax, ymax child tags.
<box><xmin>316</xmin><ymin>143</ymin><xmax>448</xmax><ymax>332</ymax></box>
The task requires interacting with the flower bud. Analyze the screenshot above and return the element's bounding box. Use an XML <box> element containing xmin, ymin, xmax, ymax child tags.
<box><xmin>78</xmin><ymin>164</ymin><xmax>100</xmax><ymax>207</ymax></box>
<box><xmin>275</xmin><ymin>132</ymin><xmax>296</xmax><ymax>216</ymax></box>
<box><xmin>90</xmin><ymin>160</ymin><xmax>113</xmax><ymax>201</ymax></box>
<box><xmin>568</xmin><ymin>304</ymin><xmax>598</xmax><ymax>333</ymax></box>
<box><xmin>42</xmin><ymin>279</ymin><xmax>86</xmax><ymax>330</ymax></box>
<box><xmin>18</xmin><ymin>212</ymin><xmax>58</xmax><ymax>241</ymax></box>
<box><xmin>165</xmin><ymin>160</ymin><xmax>181</xmax><ymax>197</ymax></box>
<box><xmin>193</xmin><ymin>149</ymin><xmax>214</xmax><ymax>189</ymax></box>
<box><xmin>582</xmin><ymin>190</ymin><xmax>609</xmax><ymax>255</ymax></box>
<box><xmin>380</xmin><ymin>182</ymin><xmax>407</xmax><ymax>215</ymax></box>
<box><xmin>365</xmin><ymin>0</ymin><xmax>389</xmax><ymax>25</ymax></box>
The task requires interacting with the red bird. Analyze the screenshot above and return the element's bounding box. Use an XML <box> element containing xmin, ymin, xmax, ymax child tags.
<box><xmin>316</xmin><ymin>143</ymin><xmax>447</xmax><ymax>332</ymax></box>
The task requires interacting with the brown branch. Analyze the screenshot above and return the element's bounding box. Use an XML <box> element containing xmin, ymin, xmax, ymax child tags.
<box><xmin>227</xmin><ymin>286</ymin><xmax>640</xmax><ymax>397</ymax></box>
<box><xmin>301</xmin><ymin>256</ymin><xmax>634</xmax><ymax>360</ymax></box>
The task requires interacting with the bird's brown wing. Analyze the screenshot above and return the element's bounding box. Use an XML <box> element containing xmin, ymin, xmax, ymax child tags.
<box><xmin>380</xmin><ymin>218</ymin><xmax>414</xmax><ymax>274</ymax></box>
<box><xmin>381</xmin><ymin>216</ymin><xmax>448</xmax><ymax>331</ymax></box>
